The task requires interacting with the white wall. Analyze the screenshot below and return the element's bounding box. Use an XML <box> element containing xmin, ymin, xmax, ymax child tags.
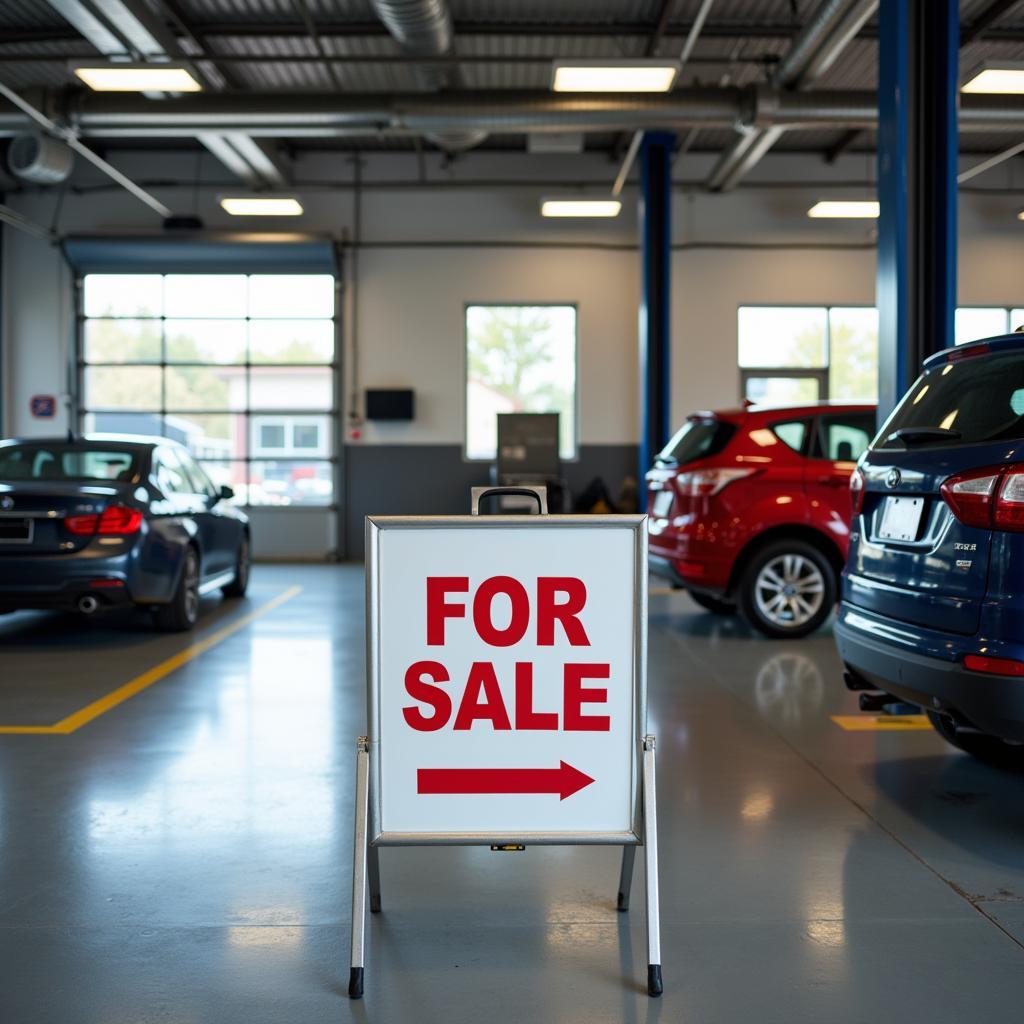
<box><xmin>672</xmin><ymin>248</ymin><xmax>877</xmax><ymax>416</ymax></box>
<box><xmin>4</xmin><ymin>147</ymin><xmax>1024</xmax><ymax>556</ymax></box>
<box><xmin>356</xmin><ymin>247</ymin><xmax>638</xmax><ymax>445</ymax></box>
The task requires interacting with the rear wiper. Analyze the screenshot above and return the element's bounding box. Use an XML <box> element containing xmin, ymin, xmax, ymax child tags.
<box><xmin>887</xmin><ymin>426</ymin><xmax>962</xmax><ymax>446</ymax></box>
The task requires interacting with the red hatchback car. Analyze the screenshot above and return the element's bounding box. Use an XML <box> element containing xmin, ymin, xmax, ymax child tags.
<box><xmin>647</xmin><ymin>402</ymin><xmax>876</xmax><ymax>638</ymax></box>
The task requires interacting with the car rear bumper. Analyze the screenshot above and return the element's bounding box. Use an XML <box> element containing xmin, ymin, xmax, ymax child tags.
<box><xmin>835</xmin><ymin>606</ymin><xmax>1024</xmax><ymax>742</ymax></box>
<box><xmin>648</xmin><ymin>553</ymin><xmax>728</xmax><ymax>596</ymax></box>
<box><xmin>0</xmin><ymin>552</ymin><xmax>138</xmax><ymax>613</ymax></box>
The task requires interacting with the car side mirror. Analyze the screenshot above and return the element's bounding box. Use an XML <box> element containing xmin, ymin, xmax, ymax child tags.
<box><xmin>218</xmin><ymin>485</ymin><xmax>235</xmax><ymax>502</ymax></box>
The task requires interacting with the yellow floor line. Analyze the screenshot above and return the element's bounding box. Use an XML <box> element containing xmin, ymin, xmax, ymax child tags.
<box><xmin>648</xmin><ymin>587</ymin><xmax>676</xmax><ymax>596</ymax></box>
<box><xmin>0</xmin><ymin>586</ymin><xmax>302</xmax><ymax>736</ymax></box>
<box><xmin>832</xmin><ymin>714</ymin><xmax>933</xmax><ymax>731</ymax></box>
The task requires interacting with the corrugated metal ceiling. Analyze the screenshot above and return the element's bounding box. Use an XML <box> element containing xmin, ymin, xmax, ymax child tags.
<box><xmin>2</xmin><ymin>0</ymin><xmax>1024</xmax><ymax>156</ymax></box>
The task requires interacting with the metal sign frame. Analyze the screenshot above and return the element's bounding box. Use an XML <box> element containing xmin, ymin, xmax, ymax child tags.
<box><xmin>349</xmin><ymin>489</ymin><xmax>663</xmax><ymax>999</ymax></box>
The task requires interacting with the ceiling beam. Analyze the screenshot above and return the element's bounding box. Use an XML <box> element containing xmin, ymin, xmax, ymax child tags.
<box><xmin>42</xmin><ymin>0</ymin><xmax>289</xmax><ymax>187</ymax></box>
<box><xmin>0</xmin><ymin>19</ymin><xmax>809</xmax><ymax>46</ymax></box>
<box><xmin>961</xmin><ymin>0</ymin><xmax>1023</xmax><ymax>46</ymax></box>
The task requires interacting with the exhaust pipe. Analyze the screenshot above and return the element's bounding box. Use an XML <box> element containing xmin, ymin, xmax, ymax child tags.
<box><xmin>77</xmin><ymin>594</ymin><xmax>100</xmax><ymax>615</ymax></box>
<box><xmin>843</xmin><ymin>670</ymin><xmax>876</xmax><ymax>692</ymax></box>
<box><xmin>858</xmin><ymin>691</ymin><xmax>895</xmax><ymax>712</ymax></box>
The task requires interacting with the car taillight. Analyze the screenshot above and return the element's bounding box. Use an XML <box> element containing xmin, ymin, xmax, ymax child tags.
<box><xmin>674</xmin><ymin>467</ymin><xmax>758</xmax><ymax>497</ymax></box>
<box><xmin>65</xmin><ymin>505</ymin><xmax>143</xmax><ymax>537</ymax></box>
<box><xmin>941</xmin><ymin>465</ymin><xmax>1024</xmax><ymax>532</ymax></box>
<box><xmin>940</xmin><ymin>468</ymin><xmax>999</xmax><ymax>529</ymax></box>
<box><xmin>850</xmin><ymin>468</ymin><xmax>865</xmax><ymax>516</ymax></box>
<box><xmin>964</xmin><ymin>654</ymin><xmax>1024</xmax><ymax>676</ymax></box>
<box><xmin>994</xmin><ymin>467</ymin><xmax>1024</xmax><ymax>530</ymax></box>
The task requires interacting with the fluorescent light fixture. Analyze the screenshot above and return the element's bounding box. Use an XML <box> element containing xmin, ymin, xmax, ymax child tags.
<box><xmin>807</xmin><ymin>200</ymin><xmax>879</xmax><ymax>219</ymax></box>
<box><xmin>1016</xmin><ymin>210</ymin><xmax>1024</xmax><ymax>220</ymax></box>
<box><xmin>73</xmin><ymin>63</ymin><xmax>202</xmax><ymax>92</ymax></box>
<box><xmin>540</xmin><ymin>198</ymin><xmax>622</xmax><ymax>218</ymax></box>
<box><xmin>220</xmin><ymin>196</ymin><xmax>304</xmax><ymax>216</ymax></box>
<box><xmin>551</xmin><ymin>60</ymin><xmax>679</xmax><ymax>93</ymax></box>
<box><xmin>962</xmin><ymin>62</ymin><xmax>1024</xmax><ymax>94</ymax></box>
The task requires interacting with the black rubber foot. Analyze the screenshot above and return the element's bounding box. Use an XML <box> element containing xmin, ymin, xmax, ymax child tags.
<box><xmin>616</xmin><ymin>892</ymin><xmax>629</xmax><ymax>912</ymax></box>
<box><xmin>370</xmin><ymin>894</ymin><xmax>382</xmax><ymax>913</ymax></box>
<box><xmin>348</xmin><ymin>967</ymin><xmax>364</xmax><ymax>999</ymax></box>
<box><xmin>647</xmin><ymin>964</ymin><xmax>663</xmax><ymax>997</ymax></box>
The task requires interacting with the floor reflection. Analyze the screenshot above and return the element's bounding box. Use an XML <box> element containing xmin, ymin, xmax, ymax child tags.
<box><xmin>754</xmin><ymin>651</ymin><xmax>825</xmax><ymax>727</ymax></box>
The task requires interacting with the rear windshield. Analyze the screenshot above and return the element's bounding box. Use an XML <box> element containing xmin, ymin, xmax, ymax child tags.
<box><xmin>656</xmin><ymin>419</ymin><xmax>736</xmax><ymax>466</ymax></box>
<box><xmin>876</xmin><ymin>351</ymin><xmax>1024</xmax><ymax>450</ymax></box>
<box><xmin>0</xmin><ymin>445</ymin><xmax>139</xmax><ymax>483</ymax></box>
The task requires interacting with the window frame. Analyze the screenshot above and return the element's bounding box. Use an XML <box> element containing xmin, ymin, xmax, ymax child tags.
<box><xmin>462</xmin><ymin>301</ymin><xmax>580</xmax><ymax>463</ymax></box>
<box><xmin>737</xmin><ymin>304</ymin><xmax>877</xmax><ymax>403</ymax></box>
<box><xmin>75</xmin><ymin>272</ymin><xmax>341</xmax><ymax>511</ymax></box>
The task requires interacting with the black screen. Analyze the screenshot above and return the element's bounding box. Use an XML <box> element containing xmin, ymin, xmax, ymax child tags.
<box><xmin>366</xmin><ymin>389</ymin><xmax>414</xmax><ymax>421</ymax></box>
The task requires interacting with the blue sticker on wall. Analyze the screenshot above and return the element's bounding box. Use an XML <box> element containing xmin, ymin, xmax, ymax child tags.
<box><xmin>30</xmin><ymin>395</ymin><xmax>57</xmax><ymax>419</ymax></box>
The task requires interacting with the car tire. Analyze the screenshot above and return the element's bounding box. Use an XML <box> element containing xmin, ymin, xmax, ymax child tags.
<box><xmin>689</xmin><ymin>591</ymin><xmax>737</xmax><ymax>615</ymax></box>
<box><xmin>926</xmin><ymin>711</ymin><xmax>1024</xmax><ymax>769</ymax></box>
<box><xmin>737</xmin><ymin>539</ymin><xmax>836</xmax><ymax>639</ymax></box>
<box><xmin>153</xmin><ymin>547</ymin><xmax>200</xmax><ymax>632</ymax></box>
<box><xmin>222</xmin><ymin>534</ymin><xmax>250</xmax><ymax>599</ymax></box>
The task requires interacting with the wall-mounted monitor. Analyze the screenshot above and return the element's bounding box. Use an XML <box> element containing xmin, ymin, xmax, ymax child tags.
<box><xmin>366</xmin><ymin>389</ymin><xmax>414</xmax><ymax>421</ymax></box>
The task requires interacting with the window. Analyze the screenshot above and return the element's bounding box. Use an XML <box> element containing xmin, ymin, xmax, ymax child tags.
<box><xmin>816</xmin><ymin>413</ymin><xmax>875</xmax><ymax>462</ymax></box>
<box><xmin>738</xmin><ymin>306</ymin><xmax>878</xmax><ymax>403</ymax></box>
<box><xmin>955</xmin><ymin>307</ymin><xmax>1009</xmax><ymax>345</ymax></box>
<box><xmin>876</xmin><ymin>351</ymin><xmax>1024</xmax><ymax>450</ymax></box>
<box><xmin>742</xmin><ymin>305</ymin><xmax>1024</xmax><ymax>404</ymax></box>
<box><xmin>657</xmin><ymin>418</ymin><xmax>736</xmax><ymax>466</ymax></box>
<box><xmin>771</xmin><ymin>420</ymin><xmax>809</xmax><ymax>454</ymax></box>
<box><xmin>154</xmin><ymin>448</ymin><xmax>191</xmax><ymax>496</ymax></box>
<box><xmin>0</xmin><ymin>444</ymin><xmax>137</xmax><ymax>483</ymax></box>
<box><xmin>80</xmin><ymin>273</ymin><xmax>336</xmax><ymax>506</ymax></box>
<box><xmin>259</xmin><ymin>423</ymin><xmax>287</xmax><ymax>451</ymax></box>
<box><xmin>465</xmin><ymin>305</ymin><xmax>577</xmax><ymax>460</ymax></box>
<box><xmin>293</xmin><ymin>423</ymin><xmax>320</xmax><ymax>450</ymax></box>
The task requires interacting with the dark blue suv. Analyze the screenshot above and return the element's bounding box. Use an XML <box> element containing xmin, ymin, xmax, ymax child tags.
<box><xmin>836</xmin><ymin>334</ymin><xmax>1024</xmax><ymax>762</ymax></box>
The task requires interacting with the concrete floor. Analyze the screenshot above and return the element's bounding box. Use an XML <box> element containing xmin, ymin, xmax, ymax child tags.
<box><xmin>1</xmin><ymin>565</ymin><xmax>1022</xmax><ymax>1023</ymax></box>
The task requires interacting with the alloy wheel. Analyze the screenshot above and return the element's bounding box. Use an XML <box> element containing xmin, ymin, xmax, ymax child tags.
<box><xmin>753</xmin><ymin>553</ymin><xmax>825</xmax><ymax>629</ymax></box>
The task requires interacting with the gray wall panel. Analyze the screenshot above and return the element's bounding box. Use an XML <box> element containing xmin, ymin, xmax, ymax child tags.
<box><xmin>344</xmin><ymin>443</ymin><xmax>638</xmax><ymax>558</ymax></box>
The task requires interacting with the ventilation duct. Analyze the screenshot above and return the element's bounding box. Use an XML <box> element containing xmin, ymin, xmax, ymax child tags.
<box><xmin>7</xmin><ymin>132</ymin><xmax>74</xmax><ymax>184</ymax></box>
<box><xmin>368</xmin><ymin>0</ymin><xmax>486</xmax><ymax>152</ymax></box>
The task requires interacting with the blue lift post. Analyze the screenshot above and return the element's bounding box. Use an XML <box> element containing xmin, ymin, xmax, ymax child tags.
<box><xmin>876</xmin><ymin>0</ymin><xmax>959</xmax><ymax>424</ymax></box>
<box><xmin>638</xmin><ymin>132</ymin><xmax>675</xmax><ymax>492</ymax></box>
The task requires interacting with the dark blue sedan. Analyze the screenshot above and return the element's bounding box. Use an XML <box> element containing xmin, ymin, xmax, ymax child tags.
<box><xmin>0</xmin><ymin>434</ymin><xmax>250</xmax><ymax>631</ymax></box>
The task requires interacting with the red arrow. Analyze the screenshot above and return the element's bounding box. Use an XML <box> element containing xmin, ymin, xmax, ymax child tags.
<box><xmin>417</xmin><ymin>761</ymin><xmax>595</xmax><ymax>801</ymax></box>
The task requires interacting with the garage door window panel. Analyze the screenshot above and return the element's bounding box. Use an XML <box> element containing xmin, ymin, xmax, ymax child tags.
<box><xmin>84</xmin><ymin>319</ymin><xmax>162</xmax><ymax>364</ymax></box>
<box><xmin>84</xmin><ymin>366</ymin><xmax>163</xmax><ymax>411</ymax></box>
<box><xmin>166</xmin><ymin>320</ymin><xmax>247</xmax><ymax>365</ymax></box>
<box><xmin>80</xmin><ymin>272</ymin><xmax>337</xmax><ymax>508</ymax></box>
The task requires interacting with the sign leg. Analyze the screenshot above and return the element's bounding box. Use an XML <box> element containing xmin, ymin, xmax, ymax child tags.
<box><xmin>617</xmin><ymin>844</ymin><xmax>636</xmax><ymax>911</ymax></box>
<box><xmin>368</xmin><ymin>843</ymin><xmax>382</xmax><ymax>913</ymax></box>
<box><xmin>642</xmin><ymin>735</ymin><xmax>663</xmax><ymax>997</ymax></box>
<box><xmin>348</xmin><ymin>737</ymin><xmax>370</xmax><ymax>999</ymax></box>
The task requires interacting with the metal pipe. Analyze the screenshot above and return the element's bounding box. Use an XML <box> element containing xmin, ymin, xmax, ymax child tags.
<box><xmin>958</xmin><ymin>138</ymin><xmax>1024</xmax><ymax>183</ymax></box>
<box><xmin>0</xmin><ymin>87</ymin><xmax>1020</xmax><ymax>139</ymax></box>
<box><xmin>0</xmin><ymin>79</ymin><xmax>171</xmax><ymax>218</ymax></box>
<box><xmin>368</xmin><ymin>0</ymin><xmax>485</xmax><ymax>150</ymax></box>
<box><xmin>0</xmin><ymin>202</ymin><xmax>54</xmax><ymax>241</ymax></box>
<box><xmin>708</xmin><ymin>0</ymin><xmax>878</xmax><ymax>190</ymax></box>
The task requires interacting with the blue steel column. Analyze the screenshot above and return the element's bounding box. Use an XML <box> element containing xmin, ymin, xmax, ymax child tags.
<box><xmin>876</xmin><ymin>0</ymin><xmax>959</xmax><ymax>423</ymax></box>
<box><xmin>638</xmin><ymin>132</ymin><xmax>675</xmax><ymax>487</ymax></box>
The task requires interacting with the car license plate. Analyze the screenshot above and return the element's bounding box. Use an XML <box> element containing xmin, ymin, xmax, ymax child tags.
<box><xmin>878</xmin><ymin>496</ymin><xmax>923</xmax><ymax>542</ymax></box>
<box><xmin>652</xmin><ymin>491</ymin><xmax>673</xmax><ymax>518</ymax></box>
<box><xmin>0</xmin><ymin>518</ymin><xmax>33</xmax><ymax>544</ymax></box>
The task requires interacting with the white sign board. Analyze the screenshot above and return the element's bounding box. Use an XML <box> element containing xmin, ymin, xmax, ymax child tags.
<box><xmin>366</xmin><ymin>515</ymin><xmax>647</xmax><ymax>843</ymax></box>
